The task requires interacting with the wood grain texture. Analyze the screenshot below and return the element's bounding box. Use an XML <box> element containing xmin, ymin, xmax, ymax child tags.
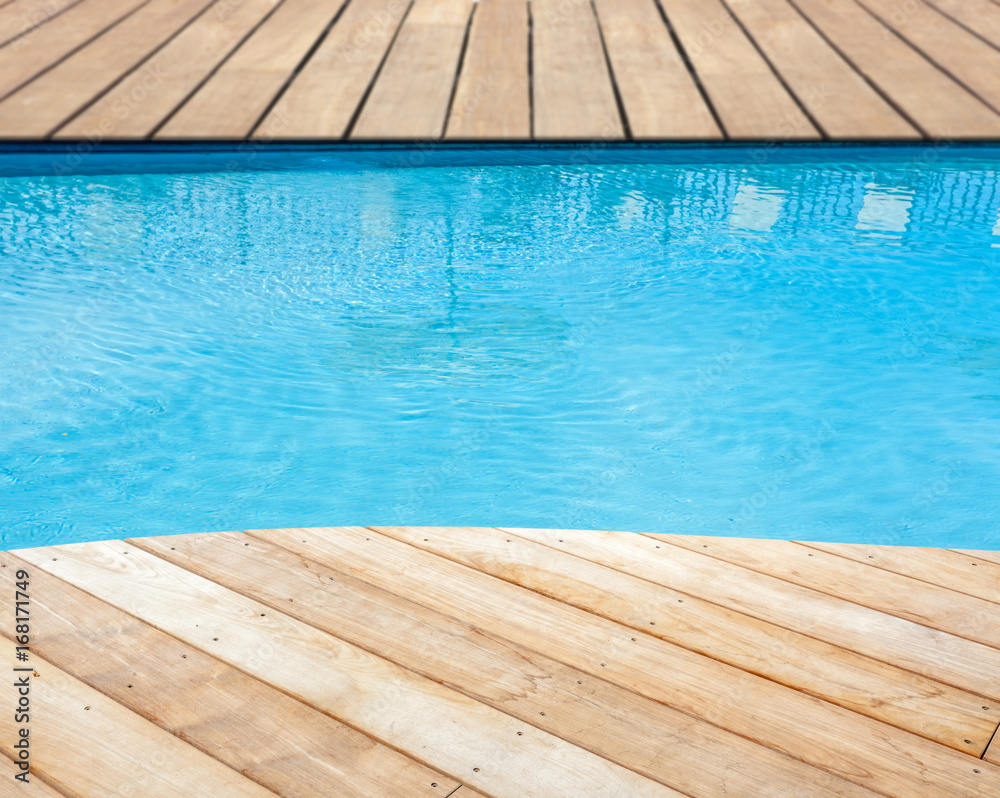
<box><xmin>445</xmin><ymin>0</ymin><xmax>529</xmax><ymax>139</ymax></box>
<box><xmin>800</xmin><ymin>540</ymin><xmax>1000</xmax><ymax>604</ymax></box>
<box><xmin>0</xmin><ymin>753</ymin><xmax>70</xmax><ymax>796</ymax></box>
<box><xmin>926</xmin><ymin>0</ymin><xmax>1000</xmax><ymax>49</ymax></box>
<box><xmin>791</xmin><ymin>0</ymin><xmax>1000</xmax><ymax>137</ymax></box>
<box><xmin>649</xmin><ymin>533</ymin><xmax>1000</xmax><ymax>651</ymax></box>
<box><xmin>0</xmin><ymin>0</ymin><xmax>217</xmax><ymax>137</ymax></box>
<box><xmin>726</xmin><ymin>0</ymin><xmax>917</xmax><ymax>138</ymax></box>
<box><xmin>54</xmin><ymin>0</ymin><xmax>283</xmax><ymax>139</ymax></box>
<box><xmin>351</xmin><ymin>0</ymin><xmax>475</xmax><ymax>139</ymax></box>
<box><xmin>988</xmin><ymin>728</ymin><xmax>1000</xmax><ymax>765</ymax></box>
<box><xmin>246</xmin><ymin>526</ymin><xmax>1000</xmax><ymax>798</ymax></box>
<box><xmin>0</xmin><ymin>0</ymin><xmax>147</xmax><ymax>102</ymax></box>
<box><xmin>157</xmin><ymin>0</ymin><xmax>348</xmax><ymax>138</ymax></box>
<box><xmin>13</xmin><ymin>540</ymin><xmax>683</xmax><ymax>798</ymax></box>
<box><xmin>856</xmin><ymin>0</ymin><xmax>1000</xmax><ymax>113</ymax></box>
<box><xmin>954</xmin><ymin>548</ymin><xmax>1000</xmax><ymax>566</ymax></box>
<box><xmin>530</xmin><ymin>0</ymin><xmax>623</xmax><ymax>139</ymax></box>
<box><xmin>0</xmin><ymin>0</ymin><xmax>83</xmax><ymax>48</ymax></box>
<box><xmin>376</xmin><ymin>525</ymin><xmax>996</xmax><ymax>752</ymax></box>
<box><xmin>132</xmin><ymin>529</ymin><xmax>882</xmax><ymax>798</ymax></box>
<box><xmin>657</xmin><ymin>0</ymin><xmax>818</xmax><ymax>138</ymax></box>
<box><xmin>0</xmin><ymin>636</ymin><xmax>280</xmax><ymax>798</ymax></box>
<box><xmin>592</xmin><ymin>0</ymin><xmax>721</xmax><ymax>138</ymax></box>
<box><xmin>622</xmin><ymin>532</ymin><xmax>1000</xmax><ymax>699</ymax></box>
<box><xmin>0</xmin><ymin>550</ymin><xmax>464</xmax><ymax>798</ymax></box>
<box><xmin>256</xmin><ymin>0</ymin><xmax>410</xmax><ymax>138</ymax></box>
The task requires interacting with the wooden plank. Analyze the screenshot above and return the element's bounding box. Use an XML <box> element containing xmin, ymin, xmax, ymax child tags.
<box><xmin>0</xmin><ymin>754</ymin><xmax>68</xmax><ymax>796</ymax></box>
<box><xmin>351</xmin><ymin>0</ymin><xmax>474</xmax><ymax>139</ymax></box>
<box><xmin>954</xmin><ymin>548</ymin><xmax>1000</xmax><ymax>566</ymax></box>
<box><xmin>489</xmin><ymin>527</ymin><xmax>1000</xmax><ymax>701</ymax></box>
<box><xmin>791</xmin><ymin>0</ymin><xmax>1000</xmax><ymax>138</ymax></box>
<box><xmin>648</xmin><ymin>533</ymin><xmax>1000</xmax><ymax>651</ymax></box>
<box><xmin>157</xmin><ymin>0</ymin><xmax>348</xmax><ymax>138</ymax></box>
<box><xmin>592</xmin><ymin>0</ymin><xmax>721</xmax><ymax>138</ymax></box>
<box><xmin>255</xmin><ymin>0</ymin><xmax>410</xmax><ymax>139</ymax></box>
<box><xmin>246</xmin><ymin>526</ymin><xmax>1000</xmax><ymax>798</ymax></box>
<box><xmin>0</xmin><ymin>0</ymin><xmax>82</xmax><ymax>49</ymax></box>
<box><xmin>725</xmin><ymin>0</ymin><xmax>917</xmax><ymax>138</ymax></box>
<box><xmin>857</xmin><ymin>0</ymin><xmax>1000</xmax><ymax>113</ymax></box>
<box><xmin>989</xmin><ymin>727</ymin><xmax>1000</xmax><ymax>765</ymax></box>
<box><xmin>54</xmin><ymin>0</ymin><xmax>283</xmax><ymax>139</ymax></box>
<box><xmin>530</xmin><ymin>0</ymin><xmax>622</xmax><ymax>139</ymax></box>
<box><xmin>926</xmin><ymin>0</ymin><xmax>1000</xmax><ymax>49</ymax></box>
<box><xmin>623</xmin><ymin>531</ymin><xmax>1000</xmax><ymax>697</ymax></box>
<box><xmin>0</xmin><ymin>0</ymin><xmax>147</xmax><ymax>102</ymax></box>
<box><xmin>0</xmin><ymin>0</ymin><xmax>217</xmax><ymax>137</ymax></box>
<box><xmin>0</xmin><ymin>551</ymin><xmax>465</xmax><ymax>798</ymax></box>
<box><xmin>13</xmin><ymin>540</ymin><xmax>684</xmax><ymax>798</ymax></box>
<box><xmin>132</xmin><ymin>530</ymin><xmax>883</xmax><ymax>798</ymax></box>
<box><xmin>0</xmin><ymin>637</ymin><xmax>279</xmax><ymax>798</ymax></box>
<box><xmin>800</xmin><ymin>540</ymin><xmax>1000</xmax><ymax>605</ymax></box>
<box><xmin>444</xmin><ymin>0</ymin><xmax>529</xmax><ymax>139</ymax></box>
<box><xmin>373</xmin><ymin>525</ymin><xmax>996</xmax><ymax>752</ymax></box>
<box><xmin>656</xmin><ymin>0</ymin><xmax>817</xmax><ymax>138</ymax></box>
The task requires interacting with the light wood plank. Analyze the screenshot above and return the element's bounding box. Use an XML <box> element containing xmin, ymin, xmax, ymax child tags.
<box><xmin>592</xmin><ymin>0</ymin><xmax>721</xmax><ymax>138</ymax></box>
<box><xmin>927</xmin><ymin>0</ymin><xmax>1000</xmax><ymax>49</ymax></box>
<box><xmin>0</xmin><ymin>753</ymin><xmax>69</xmax><ymax>796</ymax></box>
<box><xmin>657</xmin><ymin>0</ymin><xmax>817</xmax><ymax>138</ymax></box>
<box><xmin>727</xmin><ymin>0</ymin><xmax>917</xmax><ymax>137</ymax></box>
<box><xmin>247</xmin><ymin>526</ymin><xmax>1000</xmax><ymax>798</ymax></box>
<box><xmin>857</xmin><ymin>0</ymin><xmax>1000</xmax><ymax>113</ymax></box>
<box><xmin>157</xmin><ymin>0</ymin><xmax>348</xmax><ymax>138</ymax></box>
<box><xmin>523</xmin><ymin>528</ymin><xmax>1000</xmax><ymax>702</ymax></box>
<box><xmin>800</xmin><ymin>540</ymin><xmax>1000</xmax><ymax>605</ymax></box>
<box><xmin>954</xmin><ymin>548</ymin><xmax>1000</xmax><ymax>566</ymax></box>
<box><xmin>0</xmin><ymin>0</ymin><xmax>147</xmax><ymax>102</ymax></box>
<box><xmin>0</xmin><ymin>637</ymin><xmax>279</xmax><ymax>798</ymax></box>
<box><xmin>13</xmin><ymin>540</ymin><xmax>684</xmax><ymax>798</ymax></box>
<box><xmin>376</xmin><ymin>525</ymin><xmax>996</xmax><ymax>752</ymax></box>
<box><xmin>133</xmin><ymin>530</ymin><xmax>883</xmax><ymax>798</ymax></box>
<box><xmin>444</xmin><ymin>0</ymin><xmax>529</xmax><ymax>139</ymax></box>
<box><xmin>0</xmin><ymin>0</ymin><xmax>217</xmax><ymax>137</ymax></box>
<box><xmin>54</xmin><ymin>0</ymin><xmax>283</xmax><ymax>139</ymax></box>
<box><xmin>255</xmin><ymin>0</ymin><xmax>410</xmax><ymax>139</ymax></box>
<box><xmin>351</xmin><ymin>0</ymin><xmax>474</xmax><ymax>139</ymax></box>
<box><xmin>0</xmin><ymin>0</ymin><xmax>82</xmax><ymax>48</ymax></box>
<box><xmin>649</xmin><ymin>533</ymin><xmax>1000</xmax><ymax>651</ymax></box>
<box><xmin>791</xmin><ymin>0</ymin><xmax>1000</xmax><ymax>137</ymax></box>
<box><xmin>989</xmin><ymin>728</ymin><xmax>1000</xmax><ymax>765</ymax></box>
<box><xmin>531</xmin><ymin>0</ymin><xmax>622</xmax><ymax>139</ymax></box>
<box><xmin>0</xmin><ymin>551</ymin><xmax>464</xmax><ymax>798</ymax></box>
<box><xmin>620</xmin><ymin>531</ymin><xmax>1000</xmax><ymax>698</ymax></box>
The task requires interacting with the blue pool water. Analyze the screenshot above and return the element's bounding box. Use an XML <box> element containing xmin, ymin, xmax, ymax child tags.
<box><xmin>2</xmin><ymin>145</ymin><xmax>999</xmax><ymax>550</ymax></box>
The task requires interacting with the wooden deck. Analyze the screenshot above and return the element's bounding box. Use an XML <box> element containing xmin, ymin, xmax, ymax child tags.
<box><xmin>1</xmin><ymin>0</ymin><xmax>1000</xmax><ymax>141</ymax></box>
<box><xmin>1</xmin><ymin>527</ymin><xmax>998</xmax><ymax>796</ymax></box>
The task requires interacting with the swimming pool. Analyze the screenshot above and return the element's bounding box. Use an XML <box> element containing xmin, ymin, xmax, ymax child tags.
<box><xmin>1</xmin><ymin>144</ymin><xmax>998</xmax><ymax>550</ymax></box>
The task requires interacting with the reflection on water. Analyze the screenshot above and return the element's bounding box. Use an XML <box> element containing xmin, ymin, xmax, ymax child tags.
<box><xmin>855</xmin><ymin>183</ymin><xmax>914</xmax><ymax>241</ymax></box>
<box><xmin>729</xmin><ymin>182</ymin><xmax>785</xmax><ymax>232</ymax></box>
<box><xmin>1</xmin><ymin>152</ymin><xmax>999</xmax><ymax>549</ymax></box>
